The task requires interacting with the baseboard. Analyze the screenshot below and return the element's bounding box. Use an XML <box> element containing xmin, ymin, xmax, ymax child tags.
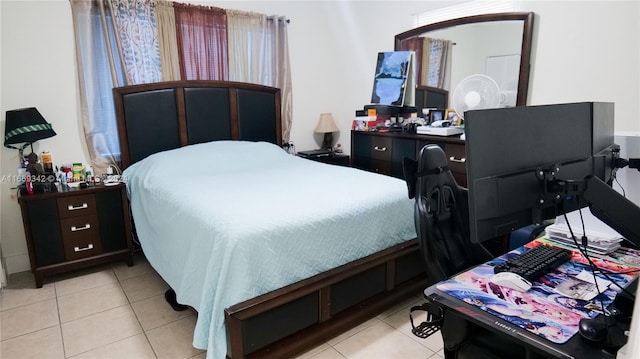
<box><xmin>5</xmin><ymin>253</ymin><xmax>30</xmax><ymax>275</ymax></box>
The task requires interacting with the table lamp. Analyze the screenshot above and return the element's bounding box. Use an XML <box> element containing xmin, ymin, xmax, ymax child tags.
<box><xmin>4</xmin><ymin>107</ymin><xmax>57</xmax><ymax>167</ymax></box>
<box><xmin>314</xmin><ymin>113</ymin><xmax>339</xmax><ymax>150</ymax></box>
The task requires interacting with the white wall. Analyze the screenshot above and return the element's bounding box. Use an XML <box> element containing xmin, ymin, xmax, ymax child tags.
<box><xmin>1</xmin><ymin>1</ymin><xmax>87</xmax><ymax>274</ymax></box>
<box><xmin>523</xmin><ymin>0</ymin><xmax>639</xmax><ymax>134</ymax></box>
<box><xmin>1</xmin><ymin>0</ymin><xmax>639</xmax><ymax>275</ymax></box>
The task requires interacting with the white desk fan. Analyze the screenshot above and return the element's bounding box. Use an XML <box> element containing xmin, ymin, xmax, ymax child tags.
<box><xmin>452</xmin><ymin>74</ymin><xmax>504</xmax><ymax>121</ymax></box>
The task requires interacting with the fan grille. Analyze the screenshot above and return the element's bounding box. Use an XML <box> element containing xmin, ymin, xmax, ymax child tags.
<box><xmin>452</xmin><ymin>74</ymin><xmax>501</xmax><ymax>119</ymax></box>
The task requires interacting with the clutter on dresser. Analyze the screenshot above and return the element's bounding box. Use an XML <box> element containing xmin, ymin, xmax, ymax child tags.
<box><xmin>351</xmin><ymin>103</ymin><xmax>464</xmax><ymax>137</ymax></box>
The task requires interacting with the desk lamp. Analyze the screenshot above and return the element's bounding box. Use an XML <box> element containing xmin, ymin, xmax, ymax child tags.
<box><xmin>4</xmin><ymin>107</ymin><xmax>57</xmax><ymax>167</ymax></box>
<box><xmin>314</xmin><ymin>113</ymin><xmax>339</xmax><ymax>150</ymax></box>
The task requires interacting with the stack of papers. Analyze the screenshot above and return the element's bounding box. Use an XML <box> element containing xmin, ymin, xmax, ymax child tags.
<box><xmin>555</xmin><ymin>270</ymin><xmax>612</xmax><ymax>301</ymax></box>
<box><xmin>545</xmin><ymin>223</ymin><xmax>623</xmax><ymax>254</ymax></box>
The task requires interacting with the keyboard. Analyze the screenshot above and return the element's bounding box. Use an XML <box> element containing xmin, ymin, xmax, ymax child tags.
<box><xmin>493</xmin><ymin>245</ymin><xmax>573</xmax><ymax>282</ymax></box>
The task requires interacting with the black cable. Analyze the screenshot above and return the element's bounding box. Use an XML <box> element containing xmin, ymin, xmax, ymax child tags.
<box><xmin>562</xmin><ymin>201</ymin><xmax>637</xmax><ymax>324</ymax></box>
<box><xmin>563</xmin><ymin>212</ymin><xmax>609</xmax><ymax>315</ymax></box>
<box><xmin>614</xmin><ymin>176</ymin><xmax>627</xmax><ymax>197</ymax></box>
<box><xmin>564</xmin><ymin>209</ymin><xmax>636</xmax><ymax>299</ymax></box>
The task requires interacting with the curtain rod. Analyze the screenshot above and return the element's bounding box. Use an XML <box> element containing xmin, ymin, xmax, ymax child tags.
<box><xmin>267</xmin><ymin>17</ymin><xmax>290</xmax><ymax>24</ymax></box>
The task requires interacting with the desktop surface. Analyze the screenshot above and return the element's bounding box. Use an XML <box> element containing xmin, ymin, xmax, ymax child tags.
<box><xmin>424</xmin><ymin>238</ymin><xmax>640</xmax><ymax>358</ymax></box>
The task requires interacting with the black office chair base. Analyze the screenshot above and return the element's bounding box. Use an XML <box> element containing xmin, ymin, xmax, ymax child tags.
<box><xmin>409</xmin><ymin>302</ymin><xmax>443</xmax><ymax>339</ymax></box>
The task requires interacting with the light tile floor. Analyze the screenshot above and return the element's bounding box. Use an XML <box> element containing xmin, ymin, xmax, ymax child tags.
<box><xmin>0</xmin><ymin>253</ymin><xmax>444</xmax><ymax>359</ymax></box>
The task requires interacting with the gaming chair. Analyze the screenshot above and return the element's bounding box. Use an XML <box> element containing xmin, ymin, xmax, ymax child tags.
<box><xmin>404</xmin><ymin>144</ymin><xmax>532</xmax><ymax>359</ymax></box>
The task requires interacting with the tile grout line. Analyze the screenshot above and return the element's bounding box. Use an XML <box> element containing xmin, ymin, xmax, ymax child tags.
<box><xmin>116</xmin><ymin>274</ymin><xmax>158</xmax><ymax>358</ymax></box>
<box><xmin>114</xmin><ymin>263</ymin><xmax>160</xmax><ymax>359</ymax></box>
<box><xmin>54</xmin><ymin>280</ymin><xmax>69</xmax><ymax>359</ymax></box>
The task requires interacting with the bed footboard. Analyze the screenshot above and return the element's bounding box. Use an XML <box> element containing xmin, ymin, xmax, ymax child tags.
<box><xmin>224</xmin><ymin>239</ymin><xmax>425</xmax><ymax>358</ymax></box>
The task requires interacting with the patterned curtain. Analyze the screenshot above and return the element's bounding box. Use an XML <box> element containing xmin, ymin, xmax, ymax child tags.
<box><xmin>398</xmin><ymin>37</ymin><xmax>423</xmax><ymax>86</ymax></box>
<box><xmin>173</xmin><ymin>3</ymin><xmax>228</xmax><ymax>80</ymax></box>
<box><xmin>227</xmin><ymin>10</ymin><xmax>293</xmax><ymax>141</ymax></box>
<box><xmin>423</xmin><ymin>37</ymin><xmax>452</xmax><ymax>90</ymax></box>
<box><xmin>108</xmin><ymin>0</ymin><xmax>161</xmax><ymax>85</ymax></box>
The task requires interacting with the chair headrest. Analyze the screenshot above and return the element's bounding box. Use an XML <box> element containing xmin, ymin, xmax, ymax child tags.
<box><xmin>403</xmin><ymin>145</ymin><xmax>451</xmax><ymax>199</ymax></box>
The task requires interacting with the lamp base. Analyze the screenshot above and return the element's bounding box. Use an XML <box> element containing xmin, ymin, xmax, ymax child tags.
<box><xmin>321</xmin><ymin>132</ymin><xmax>334</xmax><ymax>151</ymax></box>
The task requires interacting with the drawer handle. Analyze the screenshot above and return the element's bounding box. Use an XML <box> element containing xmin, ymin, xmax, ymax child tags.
<box><xmin>68</xmin><ymin>203</ymin><xmax>88</xmax><ymax>211</ymax></box>
<box><xmin>74</xmin><ymin>244</ymin><xmax>94</xmax><ymax>252</ymax></box>
<box><xmin>449</xmin><ymin>156</ymin><xmax>466</xmax><ymax>163</ymax></box>
<box><xmin>373</xmin><ymin>146</ymin><xmax>387</xmax><ymax>152</ymax></box>
<box><xmin>71</xmin><ymin>224</ymin><xmax>91</xmax><ymax>232</ymax></box>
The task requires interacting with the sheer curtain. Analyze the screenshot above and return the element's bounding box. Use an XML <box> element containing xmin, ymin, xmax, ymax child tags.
<box><xmin>72</xmin><ymin>0</ymin><xmax>161</xmax><ymax>174</ymax></box>
<box><xmin>71</xmin><ymin>0</ymin><xmax>126</xmax><ymax>175</ymax></box>
<box><xmin>155</xmin><ymin>0</ymin><xmax>181</xmax><ymax>81</ymax></box>
<box><xmin>174</xmin><ymin>3</ymin><xmax>228</xmax><ymax>80</ymax></box>
<box><xmin>423</xmin><ymin>37</ymin><xmax>452</xmax><ymax>90</ymax></box>
<box><xmin>227</xmin><ymin>10</ymin><xmax>292</xmax><ymax>141</ymax></box>
<box><xmin>72</xmin><ymin>1</ymin><xmax>293</xmax><ymax>163</ymax></box>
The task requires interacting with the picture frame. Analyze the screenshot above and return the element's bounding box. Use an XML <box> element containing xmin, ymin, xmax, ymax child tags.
<box><xmin>445</xmin><ymin>109</ymin><xmax>461</xmax><ymax>126</ymax></box>
<box><xmin>370</xmin><ymin>51</ymin><xmax>415</xmax><ymax>106</ymax></box>
<box><xmin>428</xmin><ymin>109</ymin><xmax>444</xmax><ymax>124</ymax></box>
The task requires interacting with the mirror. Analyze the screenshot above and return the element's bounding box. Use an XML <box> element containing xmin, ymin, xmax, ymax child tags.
<box><xmin>395</xmin><ymin>12</ymin><xmax>534</xmax><ymax>108</ymax></box>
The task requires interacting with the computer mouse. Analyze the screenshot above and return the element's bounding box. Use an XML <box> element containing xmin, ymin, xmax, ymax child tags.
<box><xmin>489</xmin><ymin>272</ymin><xmax>532</xmax><ymax>292</ymax></box>
<box><xmin>579</xmin><ymin>318</ymin><xmax>609</xmax><ymax>341</ymax></box>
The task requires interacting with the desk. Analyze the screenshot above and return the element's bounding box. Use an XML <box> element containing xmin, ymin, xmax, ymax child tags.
<box><xmin>424</xmin><ymin>238</ymin><xmax>640</xmax><ymax>359</ymax></box>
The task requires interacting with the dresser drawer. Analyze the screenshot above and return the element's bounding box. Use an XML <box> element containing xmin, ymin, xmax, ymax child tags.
<box><xmin>370</xmin><ymin>159</ymin><xmax>392</xmax><ymax>175</ymax></box>
<box><xmin>60</xmin><ymin>214</ymin><xmax>102</xmax><ymax>260</ymax></box>
<box><xmin>58</xmin><ymin>194</ymin><xmax>97</xmax><ymax>219</ymax></box>
<box><xmin>370</xmin><ymin>137</ymin><xmax>392</xmax><ymax>161</ymax></box>
<box><xmin>445</xmin><ymin>143</ymin><xmax>466</xmax><ymax>174</ymax></box>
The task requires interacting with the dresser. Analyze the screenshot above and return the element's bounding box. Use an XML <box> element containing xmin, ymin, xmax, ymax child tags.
<box><xmin>18</xmin><ymin>183</ymin><xmax>133</xmax><ymax>287</ymax></box>
<box><xmin>351</xmin><ymin>131</ymin><xmax>467</xmax><ymax>187</ymax></box>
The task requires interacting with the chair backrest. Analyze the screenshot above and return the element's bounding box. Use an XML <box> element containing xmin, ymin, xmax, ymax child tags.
<box><xmin>405</xmin><ymin>144</ymin><xmax>492</xmax><ymax>283</ymax></box>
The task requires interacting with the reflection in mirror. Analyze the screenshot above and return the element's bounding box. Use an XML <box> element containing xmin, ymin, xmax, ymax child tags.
<box><xmin>395</xmin><ymin>12</ymin><xmax>534</xmax><ymax>110</ymax></box>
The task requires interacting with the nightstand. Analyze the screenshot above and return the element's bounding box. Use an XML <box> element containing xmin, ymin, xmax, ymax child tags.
<box><xmin>297</xmin><ymin>152</ymin><xmax>350</xmax><ymax>167</ymax></box>
<box><xmin>18</xmin><ymin>183</ymin><xmax>134</xmax><ymax>287</ymax></box>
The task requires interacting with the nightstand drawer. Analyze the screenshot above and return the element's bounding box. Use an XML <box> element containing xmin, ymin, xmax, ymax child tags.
<box><xmin>61</xmin><ymin>214</ymin><xmax>102</xmax><ymax>260</ymax></box>
<box><xmin>60</xmin><ymin>214</ymin><xmax>99</xmax><ymax>241</ymax></box>
<box><xmin>57</xmin><ymin>194</ymin><xmax>97</xmax><ymax>218</ymax></box>
<box><xmin>19</xmin><ymin>184</ymin><xmax>133</xmax><ymax>287</ymax></box>
<box><xmin>63</xmin><ymin>235</ymin><xmax>103</xmax><ymax>261</ymax></box>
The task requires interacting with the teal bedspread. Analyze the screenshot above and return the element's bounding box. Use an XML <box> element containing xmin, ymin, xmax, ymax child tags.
<box><xmin>123</xmin><ymin>141</ymin><xmax>416</xmax><ymax>359</ymax></box>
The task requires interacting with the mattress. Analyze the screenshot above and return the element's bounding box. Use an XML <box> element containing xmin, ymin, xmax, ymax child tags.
<box><xmin>123</xmin><ymin>140</ymin><xmax>417</xmax><ymax>359</ymax></box>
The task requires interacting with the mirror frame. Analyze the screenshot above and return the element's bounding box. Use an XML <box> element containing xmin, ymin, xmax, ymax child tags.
<box><xmin>395</xmin><ymin>12</ymin><xmax>535</xmax><ymax>106</ymax></box>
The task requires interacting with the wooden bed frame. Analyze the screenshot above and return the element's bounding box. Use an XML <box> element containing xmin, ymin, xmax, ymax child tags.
<box><xmin>113</xmin><ymin>80</ymin><xmax>426</xmax><ymax>358</ymax></box>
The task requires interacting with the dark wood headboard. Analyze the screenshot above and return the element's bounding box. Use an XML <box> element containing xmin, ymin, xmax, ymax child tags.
<box><xmin>113</xmin><ymin>80</ymin><xmax>282</xmax><ymax>168</ymax></box>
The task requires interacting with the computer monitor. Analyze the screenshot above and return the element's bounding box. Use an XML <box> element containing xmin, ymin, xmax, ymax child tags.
<box><xmin>465</xmin><ymin>102</ymin><xmax>639</xmax><ymax>246</ymax></box>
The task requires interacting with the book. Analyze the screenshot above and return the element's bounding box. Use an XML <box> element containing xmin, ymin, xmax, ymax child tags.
<box><xmin>298</xmin><ymin>149</ymin><xmax>332</xmax><ymax>157</ymax></box>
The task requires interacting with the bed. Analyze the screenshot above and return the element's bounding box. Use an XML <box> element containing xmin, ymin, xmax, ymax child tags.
<box><xmin>113</xmin><ymin>81</ymin><xmax>426</xmax><ymax>358</ymax></box>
